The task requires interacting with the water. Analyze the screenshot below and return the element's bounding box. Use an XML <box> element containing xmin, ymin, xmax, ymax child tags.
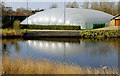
<box><xmin>1</xmin><ymin>38</ymin><xmax>119</xmax><ymax>68</ymax></box>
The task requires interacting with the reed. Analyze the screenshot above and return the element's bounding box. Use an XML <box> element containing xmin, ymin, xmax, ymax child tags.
<box><xmin>1</xmin><ymin>29</ymin><xmax>26</xmax><ymax>37</ymax></box>
<box><xmin>2</xmin><ymin>56</ymin><xmax>118</xmax><ymax>74</ymax></box>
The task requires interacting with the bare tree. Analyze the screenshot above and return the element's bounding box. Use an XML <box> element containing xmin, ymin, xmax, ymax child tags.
<box><xmin>99</xmin><ymin>2</ymin><xmax>115</xmax><ymax>15</ymax></box>
<box><xmin>50</xmin><ymin>3</ymin><xmax>58</xmax><ymax>9</ymax></box>
<box><xmin>90</xmin><ymin>1</ymin><xmax>116</xmax><ymax>15</ymax></box>
<box><xmin>82</xmin><ymin>0</ymin><xmax>89</xmax><ymax>9</ymax></box>
<box><xmin>1</xmin><ymin>2</ymin><xmax>14</xmax><ymax>28</ymax></box>
<box><xmin>91</xmin><ymin>2</ymin><xmax>99</xmax><ymax>10</ymax></box>
<box><xmin>16</xmin><ymin>8</ymin><xmax>26</xmax><ymax>13</ymax></box>
<box><xmin>83</xmin><ymin>2</ymin><xmax>89</xmax><ymax>9</ymax></box>
<box><xmin>66</xmin><ymin>2</ymin><xmax>71</xmax><ymax>8</ymax></box>
<box><xmin>118</xmin><ymin>1</ymin><xmax>120</xmax><ymax>14</ymax></box>
<box><xmin>71</xmin><ymin>1</ymin><xmax>79</xmax><ymax>8</ymax></box>
<box><xmin>16</xmin><ymin>7</ymin><xmax>31</xmax><ymax>15</ymax></box>
<box><xmin>113</xmin><ymin>4</ymin><xmax>118</xmax><ymax>15</ymax></box>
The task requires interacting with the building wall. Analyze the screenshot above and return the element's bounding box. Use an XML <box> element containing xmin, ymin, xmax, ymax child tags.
<box><xmin>115</xmin><ymin>16</ymin><xmax>120</xmax><ymax>26</ymax></box>
<box><xmin>115</xmin><ymin>20</ymin><xmax>120</xmax><ymax>26</ymax></box>
<box><xmin>110</xmin><ymin>19</ymin><xmax>115</xmax><ymax>26</ymax></box>
<box><xmin>110</xmin><ymin>16</ymin><xmax>120</xmax><ymax>26</ymax></box>
<box><xmin>116</xmin><ymin>16</ymin><xmax>120</xmax><ymax>19</ymax></box>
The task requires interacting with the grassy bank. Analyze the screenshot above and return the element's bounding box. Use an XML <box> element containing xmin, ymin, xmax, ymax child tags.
<box><xmin>1</xmin><ymin>29</ymin><xmax>26</xmax><ymax>37</ymax></box>
<box><xmin>1</xmin><ymin>29</ymin><xmax>120</xmax><ymax>38</ymax></box>
<box><xmin>2</xmin><ymin>56</ymin><xmax>118</xmax><ymax>74</ymax></box>
<box><xmin>79</xmin><ymin>30</ymin><xmax>120</xmax><ymax>38</ymax></box>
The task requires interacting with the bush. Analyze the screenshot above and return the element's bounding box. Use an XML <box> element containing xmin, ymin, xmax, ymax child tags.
<box><xmin>13</xmin><ymin>20</ymin><xmax>20</xmax><ymax>30</ymax></box>
<box><xmin>93</xmin><ymin>23</ymin><xmax>105</xmax><ymax>29</ymax></box>
<box><xmin>20</xmin><ymin>25</ymin><xmax>81</xmax><ymax>30</ymax></box>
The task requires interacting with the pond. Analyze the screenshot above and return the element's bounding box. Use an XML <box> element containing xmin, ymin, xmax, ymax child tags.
<box><xmin>1</xmin><ymin>38</ymin><xmax>119</xmax><ymax>68</ymax></box>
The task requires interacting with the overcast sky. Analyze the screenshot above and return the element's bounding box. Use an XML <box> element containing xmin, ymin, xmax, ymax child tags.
<box><xmin>4</xmin><ymin>2</ymin><xmax>83</xmax><ymax>11</ymax></box>
<box><xmin>3</xmin><ymin>0</ymin><xmax>120</xmax><ymax>11</ymax></box>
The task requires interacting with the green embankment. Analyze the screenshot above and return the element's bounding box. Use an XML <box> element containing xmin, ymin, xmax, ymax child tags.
<box><xmin>79</xmin><ymin>30</ymin><xmax>120</xmax><ymax>38</ymax></box>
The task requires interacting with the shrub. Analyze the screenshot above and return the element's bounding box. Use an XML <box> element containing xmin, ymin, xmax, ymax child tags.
<box><xmin>79</xmin><ymin>30</ymin><xmax>120</xmax><ymax>38</ymax></box>
<box><xmin>13</xmin><ymin>20</ymin><xmax>20</xmax><ymax>30</ymax></box>
<box><xmin>20</xmin><ymin>25</ymin><xmax>81</xmax><ymax>30</ymax></box>
<box><xmin>93</xmin><ymin>23</ymin><xmax>105</xmax><ymax>29</ymax></box>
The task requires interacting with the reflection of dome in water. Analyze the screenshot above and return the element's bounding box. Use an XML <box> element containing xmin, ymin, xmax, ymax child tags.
<box><xmin>27</xmin><ymin>40</ymin><xmax>85</xmax><ymax>56</ymax></box>
<box><xmin>26</xmin><ymin>40</ymin><xmax>116</xmax><ymax>57</ymax></box>
<box><xmin>21</xmin><ymin>8</ymin><xmax>113</xmax><ymax>29</ymax></box>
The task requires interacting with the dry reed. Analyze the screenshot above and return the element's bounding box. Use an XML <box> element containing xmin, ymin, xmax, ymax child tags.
<box><xmin>2</xmin><ymin>56</ymin><xmax>118</xmax><ymax>74</ymax></box>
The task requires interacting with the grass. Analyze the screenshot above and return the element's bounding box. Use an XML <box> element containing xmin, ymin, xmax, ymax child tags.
<box><xmin>2</xmin><ymin>56</ymin><xmax>118</xmax><ymax>74</ymax></box>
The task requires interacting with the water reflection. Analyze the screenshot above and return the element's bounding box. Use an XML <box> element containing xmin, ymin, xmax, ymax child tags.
<box><xmin>27</xmin><ymin>40</ymin><xmax>84</xmax><ymax>56</ymax></box>
<box><xmin>1</xmin><ymin>38</ymin><xmax>119</xmax><ymax>67</ymax></box>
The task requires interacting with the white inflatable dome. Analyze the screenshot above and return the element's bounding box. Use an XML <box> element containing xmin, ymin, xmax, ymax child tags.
<box><xmin>21</xmin><ymin>8</ymin><xmax>113</xmax><ymax>29</ymax></box>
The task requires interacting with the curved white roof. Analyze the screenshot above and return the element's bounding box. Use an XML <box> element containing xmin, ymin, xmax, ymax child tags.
<box><xmin>21</xmin><ymin>8</ymin><xmax>113</xmax><ymax>29</ymax></box>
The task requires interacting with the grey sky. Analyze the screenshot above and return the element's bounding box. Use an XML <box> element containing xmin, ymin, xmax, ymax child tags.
<box><xmin>5</xmin><ymin>2</ymin><xmax>83</xmax><ymax>11</ymax></box>
<box><xmin>4</xmin><ymin>0</ymin><xmax>119</xmax><ymax>11</ymax></box>
<box><xmin>5</xmin><ymin>2</ymin><xmax>59</xmax><ymax>11</ymax></box>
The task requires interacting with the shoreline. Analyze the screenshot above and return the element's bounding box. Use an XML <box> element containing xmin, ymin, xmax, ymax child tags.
<box><xmin>1</xmin><ymin>29</ymin><xmax>120</xmax><ymax>38</ymax></box>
